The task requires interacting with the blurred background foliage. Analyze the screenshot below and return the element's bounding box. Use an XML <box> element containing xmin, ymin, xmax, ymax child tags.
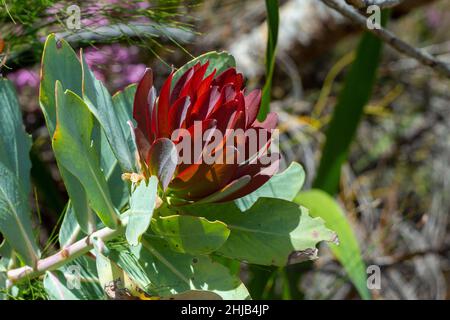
<box><xmin>1</xmin><ymin>0</ymin><xmax>449</xmax><ymax>299</ymax></box>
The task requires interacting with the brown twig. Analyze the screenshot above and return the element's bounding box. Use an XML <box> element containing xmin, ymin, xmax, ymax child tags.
<box><xmin>345</xmin><ymin>0</ymin><xmax>404</xmax><ymax>8</ymax></box>
<box><xmin>372</xmin><ymin>245</ymin><xmax>450</xmax><ymax>267</ymax></box>
<box><xmin>321</xmin><ymin>0</ymin><xmax>450</xmax><ymax>78</ymax></box>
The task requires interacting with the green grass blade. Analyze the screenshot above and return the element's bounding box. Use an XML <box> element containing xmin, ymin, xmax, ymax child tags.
<box><xmin>257</xmin><ymin>0</ymin><xmax>279</xmax><ymax>121</ymax></box>
<box><xmin>313</xmin><ymin>12</ymin><xmax>388</xmax><ymax>194</ymax></box>
<box><xmin>295</xmin><ymin>190</ymin><xmax>371</xmax><ymax>300</ymax></box>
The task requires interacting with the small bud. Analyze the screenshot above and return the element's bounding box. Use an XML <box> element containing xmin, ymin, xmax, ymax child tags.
<box><xmin>121</xmin><ymin>172</ymin><xmax>145</xmax><ymax>184</ymax></box>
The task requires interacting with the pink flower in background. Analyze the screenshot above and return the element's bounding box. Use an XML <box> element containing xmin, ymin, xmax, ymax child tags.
<box><xmin>83</xmin><ymin>44</ymin><xmax>143</xmax><ymax>90</ymax></box>
<box><xmin>124</xmin><ymin>64</ymin><xmax>147</xmax><ymax>84</ymax></box>
<box><xmin>9</xmin><ymin>69</ymin><xmax>40</xmax><ymax>90</ymax></box>
<box><xmin>426</xmin><ymin>8</ymin><xmax>442</xmax><ymax>29</ymax></box>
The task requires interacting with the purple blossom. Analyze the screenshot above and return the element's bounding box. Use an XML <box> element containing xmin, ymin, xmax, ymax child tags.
<box><xmin>9</xmin><ymin>69</ymin><xmax>40</xmax><ymax>89</ymax></box>
<box><xmin>124</xmin><ymin>64</ymin><xmax>147</xmax><ymax>84</ymax></box>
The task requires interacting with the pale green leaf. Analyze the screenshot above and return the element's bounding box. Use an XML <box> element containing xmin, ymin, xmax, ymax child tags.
<box><xmin>108</xmin><ymin>239</ymin><xmax>250</xmax><ymax>300</ymax></box>
<box><xmin>150</xmin><ymin>215</ymin><xmax>230</xmax><ymax>255</ymax></box>
<box><xmin>81</xmin><ymin>54</ymin><xmax>136</xmax><ymax>172</ymax></box>
<box><xmin>234</xmin><ymin>162</ymin><xmax>305</xmax><ymax>211</ymax></box>
<box><xmin>112</xmin><ymin>84</ymin><xmax>136</xmax><ymax>126</ymax></box>
<box><xmin>126</xmin><ymin>177</ymin><xmax>158</xmax><ymax>246</ymax></box>
<box><xmin>39</xmin><ymin>34</ymin><xmax>93</xmax><ymax>233</ymax></box>
<box><xmin>182</xmin><ymin>198</ymin><xmax>336</xmax><ymax>266</ymax></box>
<box><xmin>39</xmin><ymin>34</ymin><xmax>83</xmax><ymax>136</ymax></box>
<box><xmin>0</xmin><ymin>79</ymin><xmax>40</xmax><ymax>266</ymax></box>
<box><xmin>53</xmin><ymin>84</ymin><xmax>119</xmax><ymax>229</ymax></box>
<box><xmin>43</xmin><ymin>256</ymin><xmax>104</xmax><ymax>300</ymax></box>
<box><xmin>295</xmin><ymin>190</ymin><xmax>370</xmax><ymax>299</ymax></box>
<box><xmin>59</xmin><ymin>203</ymin><xmax>86</xmax><ymax>247</ymax></box>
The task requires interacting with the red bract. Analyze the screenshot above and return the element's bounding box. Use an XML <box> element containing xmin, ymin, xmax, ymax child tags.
<box><xmin>132</xmin><ymin>61</ymin><xmax>279</xmax><ymax>204</ymax></box>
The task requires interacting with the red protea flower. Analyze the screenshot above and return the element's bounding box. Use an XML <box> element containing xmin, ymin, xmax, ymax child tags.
<box><xmin>131</xmin><ymin>61</ymin><xmax>279</xmax><ymax>204</ymax></box>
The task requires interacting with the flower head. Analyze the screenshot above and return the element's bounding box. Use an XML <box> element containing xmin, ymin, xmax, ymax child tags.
<box><xmin>132</xmin><ymin>61</ymin><xmax>279</xmax><ymax>204</ymax></box>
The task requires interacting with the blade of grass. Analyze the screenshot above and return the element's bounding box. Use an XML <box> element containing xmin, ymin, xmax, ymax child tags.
<box><xmin>307</xmin><ymin>11</ymin><xmax>390</xmax><ymax>300</ymax></box>
<box><xmin>257</xmin><ymin>0</ymin><xmax>279</xmax><ymax>121</ymax></box>
<box><xmin>313</xmin><ymin>11</ymin><xmax>389</xmax><ymax>194</ymax></box>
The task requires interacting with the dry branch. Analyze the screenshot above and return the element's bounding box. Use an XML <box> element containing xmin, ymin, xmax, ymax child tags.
<box><xmin>322</xmin><ymin>0</ymin><xmax>450</xmax><ymax>77</ymax></box>
<box><xmin>345</xmin><ymin>0</ymin><xmax>404</xmax><ymax>8</ymax></box>
<box><xmin>227</xmin><ymin>0</ymin><xmax>438</xmax><ymax>77</ymax></box>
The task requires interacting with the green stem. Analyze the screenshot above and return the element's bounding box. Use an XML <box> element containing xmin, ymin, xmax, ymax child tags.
<box><xmin>6</xmin><ymin>224</ymin><xmax>125</xmax><ymax>287</ymax></box>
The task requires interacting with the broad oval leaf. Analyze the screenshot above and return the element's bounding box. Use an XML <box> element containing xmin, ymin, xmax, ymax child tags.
<box><xmin>107</xmin><ymin>239</ymin><xmax>250</xmax><ymax>300</ymax></box>
<box><xmin>182</xmin><ymin>198</ymin><xmax>336</xmax><ymax>266</ymax></box>
<box><xmin>150</xmin><ymin>215</ymin><xmax>230</xmax><ymax>255</ymax></box>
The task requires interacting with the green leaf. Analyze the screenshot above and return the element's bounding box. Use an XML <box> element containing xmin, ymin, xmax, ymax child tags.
<box><xmin>30</xmin><ymin>145</ymin><xmax>65</xmax><ymax>215</ymax></box>
<box><xmin>43</xmin><ymin>256</ymin><xmax>104</xmax><ymax>300</ymax></box>
<box><xmin>93</xmin><ymin>125</ymin><xmax>129</xmax><ymax>211</ymax></box>
<box><xmin>105</xmin><ymin>243</ymin><xmax>152</xmax><ymax>291</ymax></box>
<box><xmin>52</xmin><ymin>84</ymin><xmax>119</xmax><ymax>229</ymax></box>
<box><xmin>234</xmin><ymin>162</ymin><xmax>305</xmax><ymax>211</ymax></box>
<box><xmin>126</xmin><ymin>177</ymin><xmax>158</xmax><ymax>246</ymax></box>
<box><xmin>0</xmin><ymin>271</ymin><xmax>8</xmax><ymax>300</ymax></box>
<box><xmin>0</xmin><ymin>240</ymin><xmax>14</xmax><ymax>272</ymax></box>
<box><xmin>112</xmin><ymin>84</ymin><xmax>136</xmax><ymax>126</ymax></box>
<box><xmin>39</xmin><ymin>34</ymin><xmax>83</xmax><ymax>136</ymax></box>
<box><xmin>313</xmin><ymin>13</ymin><xmax>388</xmax><ymax>195</ymax></box>
<box><xmin>108</xmin><ymin>238</ymin><xmax>250</xmax><ymax>299</ymax></box>
<box><xmin>0</xmin><ymin>79</ymin><xmax>40</xmax><ymax>267</ymax></box>
<box><xmin>181</xmin><ymin>198</ymin><xmax>336</xmax><ymax>266</ymax></box>
<box><xmin>161</xmin><ymin>290</ymin><xmax>222</xmax><ymax>300</ymax></box>
<box><xmin>59</xmin><ymin>203</ymin><xmax>86</xmax><ymax>247</ymax></box>
<box><xmin>295</xmin><ymin>190</ymin><xmax>370</xmax><ymax>300</ymax></box>
<box><xmin>39</xmin><ymin>34</ymin><xmax>92</xmax><ymax>233</ymax></box>
<box><xmin>81</xmin><ymin>53</ymin><xmax>136</xmax><ymax>172</ymax></box>
<box><xmin>257</xmin><ymin>0</ymin><xmax>279</xmax><ymax>121</ymax></box>
<box><xmin>61</xmin><ymin>171</ymin><xmax>94</xmax><ymax>233</ymax></box>
<box><xmin>0</xmin><ymin>240</ymin><xmax>14</xmax><ymax>299</ymax></box>
<box><xmin>150</xmin><ymin>215</ymin><xmax>230</xmax><ymax>255</ymax></box>
<box><xmin>172</xmin><ymin>51</ymin><xmax>236</xmax><ymax>85</ymax></box>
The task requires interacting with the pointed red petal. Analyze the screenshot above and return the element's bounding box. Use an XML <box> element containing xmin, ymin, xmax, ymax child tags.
<box><xmin>170</xmin><ymin>67</ymin><xmax>195</xmax><ymax>104</ymax></box>
<box><xmin>252</xmin><ymin>111</ymin><xmax>278</xmax><ymax>130</ymax></box>
<box><xmin>157</xmin><ymin>71</ymin><xmax>174</xmax><ymax>138</ymax></box>
<box><xmin>147</xmin><ymin>138</ymin><xmax>178</xmax><ymax>191</ymax></box>
<box><xmin>244</xmin><ymin>89</ymin><xmax>261</xmax><ymax>128</ymax></box>
<box><xmin>180</xmin><ymin>61</ymin><xmax>209</xmax><ymax>98</ymax></box>
<box><xmin>168</xmin><ymin>96</ymin><xmax>191</xmax><ymax>132</ymax></box>
<box><xmin>220</xmin><ymin>154</ymin><xmax>280</xmax><ymax>201</ymax></box>
<box><xmin>133</xmin><ymin>68</ymin><xmax>154</xmax><ymax>139</ymax></box>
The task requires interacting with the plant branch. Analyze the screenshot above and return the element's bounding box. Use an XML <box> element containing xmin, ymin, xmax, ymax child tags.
<box><xmin>6</xmin><ymin>225</ymin><xmax>124</xmax><ymax>287</ymax></box>
<box><xmin>345</xmin><ymin>0</ymin><xmax>404</xmax><ymax>8</ymax></box>
<box><xmin>321</xmin><ymin>0</ymin><xmax>450</xmax><ymax>78</ymax></box>
<box><xmin>372</xmin><ymin>244</ymin><xmax>450</xmax><ymax>267</ymax></box>
<box><xmin>6</xmin><ymin>196</ymin><xmax>163</xmax><ymax>287</ymax></box>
